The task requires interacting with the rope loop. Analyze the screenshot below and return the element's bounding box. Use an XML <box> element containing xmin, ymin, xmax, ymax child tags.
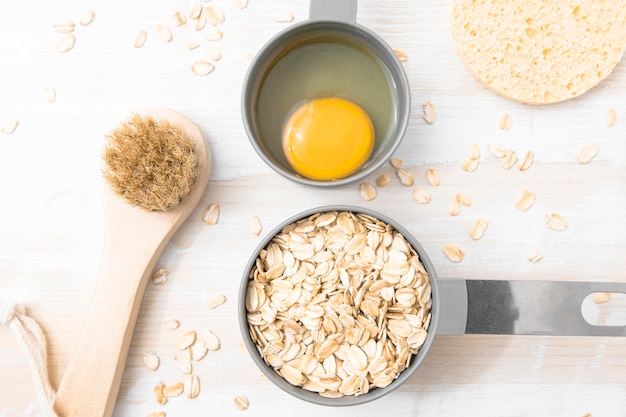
<box><xmin>0</xmin><ymin>300</ymin><xmax>24</xmax><ymax>326</ymax></box>
<box><xmin>1</xmin><ymin>300</ymin><xmax>58</xmax><ymax>417</ymax></box>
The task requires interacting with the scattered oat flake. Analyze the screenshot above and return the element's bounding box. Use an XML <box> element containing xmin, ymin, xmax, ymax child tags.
<box><xmin>195</xmin><ymin>11</ymin><xmax>208</xmax><ymax>30</ymax></box>
<box><xmin>422</xmin><ymin>101</ymin><xmax>436</xmax><ymax>124</ymax></box>
<box><xmin>393</xmin><ymin>49</ymin><xmax>407</xmax><ymax>62</ymax></box>
<box><xmin>413</xmin><ymin>188</ymin><xmax>431</xmax><ymax>204</ymax></box>
<box><xmin>191</xmin><ymin>339</ymin><xmax>208</xmax><ymax>361</ymax></box>
<box><xmin>208</xmin><ymin>294</ymin><xmax>227</xmax><ymax>310</ymax></box>
<box><xmin>488</xmin><ymin>143</ymin><xmax>506</xmax><ymax>158</ymax></box>
<box><xmin>449</xmin><ymin>199</ymin><xmax>460</xmax><ymax>216</ymax></box>
<box><xmin>177</xmin><ymin>330</ymin><xmax>197</xmax><ymax>350</ymax></box>
<box><xmin>202</xmin><ymin>204</ymin><xmax>219</xmax><ymax>224</ymax></box>
<box><xmin>528</xmin><ymin>249</ymin><xmax>543</xmax><ymax>263</ymax></box>
<box><xmin>468</xmin><ymin>144</ymin><xmax>480</xmax><ymax>160</ymax></box>
<box><xmin>53</xmin><ymin>20</ymin><xmax>75</xmax><ymax>29</ymax></box>
<box><xmin>545</xmin><ymin>213</ymin><xmax>568</xmax><ymax>231</ymax></box>
<box><xmin>205</xmin><ymin>29</ymin><xmax>223</xmax><ymax>41</ymax></box>
<box><xmin>156</xmin><ymin>24</ymin><xmax>173</xmax><ymax>42</ymax></box>
<box><xmin>146</xmin><ymin>412</ymin><xmax>166</xmax><ymax>417</ymax></box>
<box><xmin>192</xmin><ymin>60</ymin><xmax>215</xmax><ymax>75</ymax></box>
<box><xmin>396</xmin><ymin>168</ymin><xmax>414</xmax><ymax>186</ymax></box>
<box><xmin>143</xmin><ymin>352</ymin><xmax>160</xmax><ymax>371</ymax></box>
<box><xmin>55</xmin><ymin>33</ymin><xmax>75</xmax><ymax>52</ymax></box>
<box><xmin>236</xmin><ymin>0</ymin><xmax>249</xmax><ymax>10</ymax></box>
<box><xmin>359</xmin><ymin>182</ymin><xmax>377</xmax><ymax>201</ymax></box>
<box><xmin>594</xmin><ymin>292</ymin><xmax>611</xmax><ymax>304</ymax></box>
<box><xmin>1</xmin><ymin>119</ymin><xmax>19</xmax><ymax>135</ymax></box>
<box><xmin>518</xmin><ymin>150</ymin><xmax>534</xmax><ymax>171</ymax></box>
<box><xmin>205</xmin><ymin>329</ymin><xmax>221</xmax><ymax>351</ymax></box>
<box><xmin>175</xmin><ymin>355</ymin><xmax>192</xmax><ymax>375</ymax></box>
<box><xmin>577</xmin><ymin>142</ymin><xmax>599</xmax><ymax>164</ymax></box>
<box><xmin>462</xmin><ymin>157</ymin><xmax>479</xmax><ymax>172</ymax></box>
<box><xmin>206</xmin><ymin>46</ymin><xmax>222</xmax><ymax>61</ymax></box>
<box><xmin>443</xmin><ymin>243</ymin><xmax>464</xmax><ymax>262</ymax></box>
<box><xmin>154</xmin><ymin>381</ymin><xmax>167</xmax><ymax>405</ymax></box>
<box><xmin>234</xmin><ymin>395</ymin><xmax>250</xmax><ymax>410</ymax></box>
<box><xmin>499</xmin><ymin>113</ymin><xmax>512</xmax><ymax>130</ymax></box>
<box><xmin>515</xmin><ymin>189</ymin><xmax>535</xmax><ymax>211</ymax></box>
<box><xmin>187</xmin><ymin>41</ymin><xmax>200</xmax><ymax>50</ymax></box>
<box><xmin>185</xmin><ymin>374</ymin><xmax>200</xmax><ymax>399</ymax></box>
<box><xmin>245</xmin><ymin>53</ymin><xmax>254</xmax><ymax>61</ymax></box>
<box><xmin>53</xmin><ymin>25</ymin><xmax>74</xmax><ymax>34</ymax></box>
<box><xmin>203</xmin><ymin>7</ymin><xmax>219</xmax><ymax>27</ymax></box>
<box><xmin>173</xmin><ymin>11</ymin><xmax>187</xmax><ymax>26</ymax></box>
<box><xmin>607</xmin><ymin>108</ymin><xmax>617</xmax><ymax>127</ymax></box>
<box><xmin>189</xmin><ymin>3</ymin><xmax>203</xmax><ymax>19</ymax></box>
<box><xmin>501</xmin><ymin>150</ymin><xmax>517</xmax><ymax>170</ymax></box>
<box><xmin>376</xmin><ymin>175</ymin><xmax>391</xmax><ymax>187</ymax></box>
<box><xmin>275</xmin><ymin>12</ymin><xmax>294</xmax><ymax>22</ymax></box>
<box><xmin>456</xmin><ymin>193</ymin><xmax>471</xmax><ymax>206</ymax></box>
<box><xmin>390</xmin><ymin>157</ymin><xmax>403</xmax><ymax>169</ymax></box>
<box><xmin>164</xmin><ymin>319</ymin><xmax>180</xmax><ymax>330</ymax></box>
<box><xmin>151</xmin><ymin>268</ymin><xmax>169</xmax><ymax>285</ymax></box>
<box><xmin>164</xmin><ymin>382</ymin><xmax>184</xmax><ymax>398</ymax></box>
<box><xmin>43</xmin><ymin>87</ymin><xmax>56</xmax><ymax>103</ymax></box>
<box><xmin>470</xmin><ymin>218</ymin><xmax>488</xmax><ymax>240</ymax></box>
<box><xmin>53</xmin><ymin>21</ymin><xmax>75</xmax><ymax>33</ymax></box>
<box><xmin>79</xmin><ymin>10</ymin><xmax>95</xmax><ymax>26</ymax></box>
<box><xmin>134</xmin><ymin>30</ymin><xmax>147</xmax><ymax>48</ymax></box>
<box><xmin>426</xmin><ymin>168</ymin><xmax>440</xmax><ymax>187</ymax></box>
<box><xmin>251</xmin><ymin>216</ymin><xmax>262</xmax><ymax>236</ymax></box>
<box><xmin>210</xmin><ymin>6</ymin><xmax>225</xmax><ymax>24</ymax></box>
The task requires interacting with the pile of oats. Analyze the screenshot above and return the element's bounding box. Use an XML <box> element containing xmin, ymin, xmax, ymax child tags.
<box><xmin>245</xmin><ymin>211</ymin><xmax>432</xmax><ymax>398</ymax></box>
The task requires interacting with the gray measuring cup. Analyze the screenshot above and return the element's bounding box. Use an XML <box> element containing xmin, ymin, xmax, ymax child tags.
<box><xmin>241</xmin><ymin>0</ymin><xmax>410</xmax><ymax>187</ymax></box>
<box><xmin>238</xmin><ymin>205</ymin><xmax>626</xmax><ymax>406</ymax></box>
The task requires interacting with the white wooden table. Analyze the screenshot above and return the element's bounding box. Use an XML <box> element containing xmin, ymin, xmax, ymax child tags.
<box><xmin>1</xmin><ymin>1</ymin><xmax>625</xmax><ymax>416</ymax></box>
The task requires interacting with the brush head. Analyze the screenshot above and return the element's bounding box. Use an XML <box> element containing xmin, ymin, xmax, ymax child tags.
<box><xmin>102</xmin><ymin>113</ymin><xmax>198</xmax><ymax>212</ymax></box>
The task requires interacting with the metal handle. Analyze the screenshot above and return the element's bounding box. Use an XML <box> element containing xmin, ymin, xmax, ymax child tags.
<box><xmin>436</xmin><ymin>278</ymin><xmax>468</xmax><ymax>336</ymax></box>
<box><xmin>309</xmin><ymin>0</ymin><xmax>357</xmax><ymax>23</ymax></box>
<box><xmin>438</xmin><ymin>278</ymin><xmax>626</xmax><ymax>337</ymax></box>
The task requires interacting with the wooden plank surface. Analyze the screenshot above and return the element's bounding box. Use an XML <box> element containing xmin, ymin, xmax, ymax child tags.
<box><xmin>1</xmin><ymin>1</ymin><xmax>625</xmax><ymax>416</ymax></box>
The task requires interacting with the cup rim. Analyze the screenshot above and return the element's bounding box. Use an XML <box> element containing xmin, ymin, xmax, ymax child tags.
<box><xmin>238</xmin><ymin>205</ymin><xmax>440</xmax><ymax>406</ymax></box>
<box><xmin>241</xmin><ymin>20</ymin><xmax>411</xmax><ymax>188</ymax></box>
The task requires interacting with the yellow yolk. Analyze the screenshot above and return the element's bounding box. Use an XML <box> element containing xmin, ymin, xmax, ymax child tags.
<box><xmin>282</xmin><ymin>97</ymin><xmax>374</xmax><ymax>181</ymax></box>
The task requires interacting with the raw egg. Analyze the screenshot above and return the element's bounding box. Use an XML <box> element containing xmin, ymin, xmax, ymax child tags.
<box><xmin>282</xmin><ymin>97</ymin><xmax>375</xmax><ymax>181</ymax></box>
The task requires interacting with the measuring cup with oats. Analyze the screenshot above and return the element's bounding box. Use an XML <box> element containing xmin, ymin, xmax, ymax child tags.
<box><xmin>239</xmin><ymin>206</ymin><xmax>437</xmax><ymax>406</ymax></box>
<box><xmin>238</xmin><ymin>206</ymin><xmax>626</xmax><ymax>406</ymax></box>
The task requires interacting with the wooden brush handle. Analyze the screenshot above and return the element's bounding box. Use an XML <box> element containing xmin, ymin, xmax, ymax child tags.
<box><xmin>54</xmin><ymin>197</ymin><xmax>175</xmax><ymax>417</ymax></box>
<box><xmin>54</xmin><ymin>108</ymin><xmax>210</xmax><ymax>417</ymax></box>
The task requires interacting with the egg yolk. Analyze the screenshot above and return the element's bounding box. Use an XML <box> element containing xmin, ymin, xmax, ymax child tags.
<box><xmin>282</xmin><ymin>97</ymin><xmax>374</xmax><ymax>181</ymax></box>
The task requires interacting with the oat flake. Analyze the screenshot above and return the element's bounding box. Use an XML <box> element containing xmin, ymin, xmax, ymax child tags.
<box><xmin>545</xmin><ymin>213</ymin><xmax>568</xmax><ymax>231</ymax></box>
<box><xmin>443</xmin><ymin>243</ymin><xmax>464</xmax><ymax>262</ymax></box>
<box><xmin>359</xmin><ymin>182</ymin><xmax>377</xmax><ymax>201</ymax></box>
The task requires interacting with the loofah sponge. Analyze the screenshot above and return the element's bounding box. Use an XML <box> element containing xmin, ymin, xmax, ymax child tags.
<box><xmin>451</xmin><ymin>0</ymin><xmax>626</xmax><ymax>104</ymax></box>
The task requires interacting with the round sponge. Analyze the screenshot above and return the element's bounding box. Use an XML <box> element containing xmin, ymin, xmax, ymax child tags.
<box><xmin>451</xmin><ymin>0</ymin><xmax>626</xmax><ymax>104</ymax></box>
